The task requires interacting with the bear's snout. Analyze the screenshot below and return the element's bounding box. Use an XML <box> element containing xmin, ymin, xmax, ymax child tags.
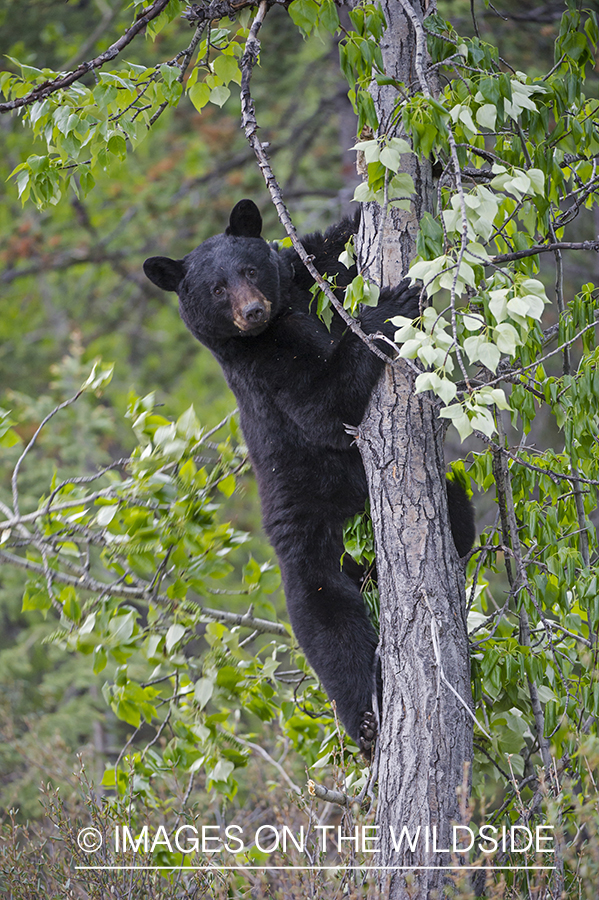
<box><xmin>242</xmin><ymin>301</ymin><xmax>268</xmax><ymax>326</ymax></box>
<box><xmin>231</xmin><ymin>287</ymin><xmax>271</xmax><ymax>333</ymax></box>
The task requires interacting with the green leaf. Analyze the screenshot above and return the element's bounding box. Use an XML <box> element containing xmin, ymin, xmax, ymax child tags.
<box><xmin>213</xmin><ymin>54</ymin><xmax>241</xmax><ymax>86</ymax></box>
<box><xmin>0</xmin><ymin>409</ymin><xmax>21</xmax><ymax>448</ymax></box>
<box><xmin>115</xmin><ymin>698</ymin><xmax>141</xmax><ymax>727</ymax></box>
<box><xmin>216</xmin><ymin>665</ymin><xmax>242</xmax><ymax>691</ymax></box>
<box><xmin>176</xmin><ymin>404</ymin><xmax>202</xmax><ymax>438</ymax></box>
<box><xmin>493</xmin><ymin>323</ymin><xmax>520</xmax><ymax>355</ymax></box>
<box><xmin>108</xmin><ymin>611</ymin><xmax>136</xmax><ymax>644</ymax></box>
<box><xmin>61</xmin><ymin>585</ymin><xmax>81</xmax><ymax>623</ymax></box>
<box><xmin>243</xmin><ymin>556</ymin><xmax>262</xmax><ymax>585</ymax></box>
<box><xmin>463</xmin><ymin>336</ymin><xmax>501</xmax><ymax>372</ymax></box>
<box><xmin>209</xmin><ymin>759</ymin><xmax>235</xmax><ymax>783</ymax></box>
<box><xmin>288</xmin><ymin>0</ymin><xmax>320</xmax><ymax>35</ymax></box>
<box><xmin>352</xmin><ymin>139</ymin><xmax>380</xmax><ymax>163</ymax></box>
<box><xmin>319</xmin><ymin>0</ymin><xmax>340</xmax><ymax>33</ymax></box>
<box><xmin>188</xmin><ymin>81</ymin><xmax>211</xmax><ymax>112</ymax></box>
<box><xmin>390</xmin><ymin>172</ymin><xmax>415</xmax><ymax>196</ymax></box>
<box><xmin>439</xmin><ymin>406</ymin><xmax>473</xmax><ymax>441</ymax></box>
<box><xmin>166</xmin><ymin>622</ymin><xmax>186</xmax><ymax>652</ymax></box>
<box><xmin>476</xmin><ymin>103</ymin><xmax>497</xmax><ymax>130</ymax></box>
<box><xmin>22</xmin><ymin>587</ymin><xmax>52</xmax><ymax>614</ymax></box>
<box><xmin>194</xmin><ymin>677</ymin><xmax>214</xmax><ymax>710</ymax></box>
<box><xmin>93</xmin><ymin>645</ymin><xmax>107</xmax><ymax>674</ymax></box>
<box><xmin>107</xmin><ymin>133</ymin><xmax>127</xmax><ymax>159</ymax></box>
<box><xmin>96</xmin><ymin>503</ymin><xmax>118</xmax><ymax>526</ymax></box>
<box><xmin>379</xmin><ymin>145</ymin><xmax>401</xmax><ymax>172</ymax></box>
<box><xmin>160</xmin><ymin>63</ymin><xmax>179</xmax><ymax>87</ymax></box>
<box><xmin>463</xmin><ymin>315</ymin><xmax>485</xmax><ymax>332</ymax></box>
<box><xmin>218</xmin><ymin>474</ymin><xmax>236</xmax><ymax>497</ymax></box>
<box><xmin>81</xmin><ymin>361</ymin><xmax>114</xmax><ymax>392</ymax></box>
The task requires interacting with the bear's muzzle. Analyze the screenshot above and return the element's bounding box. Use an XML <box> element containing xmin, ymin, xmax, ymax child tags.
<box><xmin>231</xmin><ymin>285</ymin><xmax>272</xmax><ymax>333</ymax></box>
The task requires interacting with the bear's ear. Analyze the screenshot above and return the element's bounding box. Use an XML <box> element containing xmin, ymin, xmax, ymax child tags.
<box><xmin>226</xmin><ymin>199</ymin><xmax>263</xmax><ymax>238</ymax></box>
<box><xmin>143</xmin><ymin>256</ymin><xmax>185</xmax><ymax>292</ymax></box>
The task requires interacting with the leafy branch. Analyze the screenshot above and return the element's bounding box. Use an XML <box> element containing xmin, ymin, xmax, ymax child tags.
<box><xmin>0</xmin><ymin>0</ymin><xmax>173</xmax><ymax>114</ymax></box>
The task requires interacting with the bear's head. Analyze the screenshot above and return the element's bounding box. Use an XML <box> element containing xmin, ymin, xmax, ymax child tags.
<box><xmin>144</xmin><ymin>200</ymin><xmax>286</xmax><ymax>344</ymax></box>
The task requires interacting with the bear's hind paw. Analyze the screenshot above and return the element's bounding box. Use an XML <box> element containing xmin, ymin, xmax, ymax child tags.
<box><xmin>359</xmin><ymin>709</ymin><xmax>377</xmax><ymax>761</ymax></box>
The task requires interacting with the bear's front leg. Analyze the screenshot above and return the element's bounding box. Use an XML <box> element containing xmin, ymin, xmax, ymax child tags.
<box><xmin>359</xmin><ymin>277</ymin><xmax>422</xmax><ymax>343</ymax></box>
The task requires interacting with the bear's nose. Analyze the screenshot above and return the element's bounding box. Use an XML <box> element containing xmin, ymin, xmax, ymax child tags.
<box><xmin>242</xmin><ymin>302</ymin><xmax>266</xmax><ymax>325</ymax></box>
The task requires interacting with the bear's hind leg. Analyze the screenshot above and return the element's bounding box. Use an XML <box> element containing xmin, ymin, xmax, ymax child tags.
<box><xmin>278</xmin><ymin>543</ymin><xmax>379</xmax><ymax>755</ymax></box>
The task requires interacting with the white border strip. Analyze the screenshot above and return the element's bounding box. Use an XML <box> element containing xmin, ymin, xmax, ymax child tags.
<box><xmin>76</xmin><ymin>865</ymin><xmax>556</xmax><ymax>871</ymax></box>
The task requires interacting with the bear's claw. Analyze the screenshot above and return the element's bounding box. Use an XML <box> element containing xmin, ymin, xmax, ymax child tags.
<box><xmin>359</xmin><ymin>709</ymin><xmax>377</xmax><ymax>760</ymax></box>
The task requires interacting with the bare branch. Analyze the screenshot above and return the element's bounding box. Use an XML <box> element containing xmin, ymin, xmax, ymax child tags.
<box><xmin>11</xmin><ymin>388</ymin><xmax>87</xmax><ymax>519</ymax></box>
<box><xmin>491</xmin><ymin>239</ymin><xmax>599</xmax><ymax>265</ymax></box>
<box><xmin>233</xmin><ymin>734</ymin><xmax>301</xmax><ymax>795</ymax></box>
<box><xmin>239</xmin><ymin>0</ymin><xmax>390</xmax><ymax>364</ymax></box>
<box><xmin>1</xmin><ymin>250</ymin><xmax>129</xmax><ymax>285</ymax></box>
<box><xmin>307</xmin><ymin>779</ymin><xmax>349</xmax><ymax>807</ymax></box>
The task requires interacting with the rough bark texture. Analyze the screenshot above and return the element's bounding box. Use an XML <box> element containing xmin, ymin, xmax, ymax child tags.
<box><xmin>347</xmin><ymin>1</ymin><xmax>475</xmax><ymax>896</ymax></box>
<box><xmin>357</xmin><ymin>366</ymin><xmax>473</xmax><ymax>899</ymax></box>
<box><xmin>354</xmin><ymin>1</ymin><xmax>435</xmax><ymax>290</ymax></box>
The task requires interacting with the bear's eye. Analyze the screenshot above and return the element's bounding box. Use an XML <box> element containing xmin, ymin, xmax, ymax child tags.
<box><xmin>213</xmin><ymin>285</ymin><xmax>225</xmax><ymax>296</ymax></box>
<box><xmin>247</xmin><ymin>267</ymin><xmax>256</xmax><ymax>278</ymax></box>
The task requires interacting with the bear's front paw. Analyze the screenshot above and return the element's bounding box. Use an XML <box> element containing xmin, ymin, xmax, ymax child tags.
<box><xmin>359</xmin><ymin>709</ymin><xmax>377</xmax><ymax>761</ymax></box>
<box><xmin>388</xmin><ymin>278</ymin><xmax>422</xmax><ymax>321</ymax></box>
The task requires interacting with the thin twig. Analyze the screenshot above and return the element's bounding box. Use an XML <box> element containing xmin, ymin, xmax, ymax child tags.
<box><xmin>0</xmin><ymin>547</ymin><xmax>289</xmax><ymax>636</ymax></box>
<box><xmin>148</xmin><ymin>20</ymin><xmax>207</xmax><ymax>127</ymax></box>
<box><xmin>234</xmin><ymin>733</ymin><xmax>301</xmax><ymax>795</ymax></box>
<box><xmin>11</xmin><ymin>388</ymin><xmax>86</xmax><ymax>519</ymax></box>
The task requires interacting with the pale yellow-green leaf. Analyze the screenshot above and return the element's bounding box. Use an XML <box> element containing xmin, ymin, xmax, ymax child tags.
<box><xmin>476</xmin><ymin>103</ymin><xmax>497</xmax><ymax>130</ymax></box>
<box><xmin>209</xmin><ymin>84</ymin><xmax>230</xmax><ymax>108</ymax></box>
<box><xmin>194</xmin><ymin>677</ymin><xmax>214</xmax><ymax>710</ymax></box>
<box><xmin>166</xmin><ymin>623</ymin><xmax>186</xmax><ymax>653</ymax></box>
<box><xmin>463</xmin><ymin>314</ymin><xmax>485</xmax><ymax>332</ymax></box>
<box><xmin>379</xmin><ymin>145</ymin><xmax>401</xmax><ymax>172</ymax></box>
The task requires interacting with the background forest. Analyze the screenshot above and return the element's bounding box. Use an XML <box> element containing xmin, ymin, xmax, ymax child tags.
<box><xmin>0</xmin><ymin>1</ymin><xmax>598</xmax><ymax>898</ymax></box>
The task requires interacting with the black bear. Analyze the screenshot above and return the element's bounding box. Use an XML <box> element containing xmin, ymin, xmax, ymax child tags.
<box><xmin>144</xmin><ymin>199</ymin><xmax>474</xmax><ymax>756</ymax></box>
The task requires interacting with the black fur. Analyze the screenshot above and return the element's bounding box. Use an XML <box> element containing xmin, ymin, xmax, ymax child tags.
<box><xmin>144</xmin><ymin>200</ymin><xmax>475</xmax><ymax>753</ymax></box>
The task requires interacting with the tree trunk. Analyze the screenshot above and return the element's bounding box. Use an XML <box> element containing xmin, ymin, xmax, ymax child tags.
<box><xmin>357</xmin><ymin>366</ymin><xmax>473</xmax><ymax>899</ymax></box>
<box><xmin>348</xmin><ymin>1</ymin><xmax>474</xmax><ymax>896</ymax></box>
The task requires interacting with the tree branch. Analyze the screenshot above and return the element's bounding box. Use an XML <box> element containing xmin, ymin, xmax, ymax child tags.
<box><xmin>494</xmin><ymin>414</ymin><xmax>553</xmax><ymax>772</ymax></box>
<box><xmin>233</xmin><ymin>734</ymin><xmax>301</xmax><ymax>794</ymax></box>
<box><xmin>0</xmin><ymin>0</ymin><xmax>172</xmax><ymax>114</ymax></box>
<box><xmin>238</xmin><ymin>0</ymin><xmax>390</xmax><ymax>364</ymax></box>
<box><xmin>147</xmin><ymin>19</ymin><xmax>207</xmax><ymax>128</ymax></box>
<box><xmin>307</xmin><ymin>779</ymin><xmax>349</xmax><ymax>807</ymax></box>
<box><xmin>0</xmin><ymin>547</ymin><xmax>289</xmax><ymax>637</ymax></box>
<box><xmin>491</xmin><ymin>239</ymin><xmax>599</xmax><ymax>265</ymax></box>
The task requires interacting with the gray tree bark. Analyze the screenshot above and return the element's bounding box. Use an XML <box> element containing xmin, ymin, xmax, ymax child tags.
<box><xmin>347</xmin><ymin>1</ymin><xmax>475</xmax><ymax>896</ymax></box>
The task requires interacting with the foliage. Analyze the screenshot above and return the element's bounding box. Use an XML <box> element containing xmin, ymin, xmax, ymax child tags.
<box><xmin>1</xmin><ymin>354</ymin><xmax>356</xmax><ymax>785</ymax></box>
<box><xmin>338</xmin><ymin>2</ymin><xmax>599</xmax><ymax>895</ymax></box>
<box><xmin>1</xmin><ymin>0</ymin><xmax>599</xmax><ymax>897</ymax></box>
